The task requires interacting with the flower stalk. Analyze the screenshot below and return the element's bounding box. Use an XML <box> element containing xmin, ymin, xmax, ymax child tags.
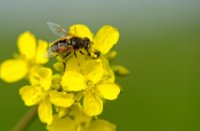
<box><xmin>12</xmin><ymin>106</ymin><xmax>37</xmax><ymax>131</ymax></box>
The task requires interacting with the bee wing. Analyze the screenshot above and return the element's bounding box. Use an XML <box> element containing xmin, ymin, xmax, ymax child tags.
<box><xmin>47</xmin><ymin>21</ymin><xmax>67</xmax><ymax>37</ymax></box>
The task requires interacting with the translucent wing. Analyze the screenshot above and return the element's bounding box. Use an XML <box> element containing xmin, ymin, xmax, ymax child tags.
<box><xmin>47</xmin><ymin>21</ymin><xmax>67</xmax><ymax>37</ymax></box>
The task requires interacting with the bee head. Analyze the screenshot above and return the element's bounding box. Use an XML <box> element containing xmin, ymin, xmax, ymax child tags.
<box><xmin>83</xmin><ymin>37</ymin><xmax>91</xmax><ymax>49</ymax></box>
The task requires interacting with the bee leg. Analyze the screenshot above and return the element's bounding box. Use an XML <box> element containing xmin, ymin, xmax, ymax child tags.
<box><xmin>74</xmin><ymin>51</ymin><xmax>77</xmax><ymax>58</ymax></box>
<box><xmin>79</xmin><ymin>51</ymin><xmax>84</xmax><ymax>55</ymax></box>
<box><xmin>85</xmin><ymin>49</ymin><xmax>100</xmax><ymax>59</ymax></box>
<box><xmin>63</xmin><ymin>52</ymin><xmax>71</xmax><ymax>59</ymax></box>
<box><xmin>86</xmin><ymin>49</ymin><xmax>91</xmax><ymax>56</ymax></box>
<box><xmin>74</xmin><ymin>51</ymin><xmax>80</xmax><ymax>66</ymax></box>
<box><xmin>79</xmin><ymin>50</ymin><xmax>88</xmax><ymax>60</ymax></box>
<box><xmin>94</xmin><ymin>51</ymin><xmax>100</xmax><ymax>58</ymax></box>
<box><xmin>62</xmin><ymin>61</ymin><xmax>66</xmax><ymax>70</ymax></box>
<box><xmin>62</xmin><ymin>52</ymin><xmax>71</xmax><ymax>70</ymax></box>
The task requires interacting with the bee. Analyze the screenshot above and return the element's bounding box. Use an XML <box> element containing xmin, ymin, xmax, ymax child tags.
<box><xmin>46</xmin><ymin>22</ymin><xmax>100</xmax><ymax>59</ymax></box>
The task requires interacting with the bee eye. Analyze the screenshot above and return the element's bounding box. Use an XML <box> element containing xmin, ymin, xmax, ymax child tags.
<box><xmin>83</xmin><ymin>37</ymin><xmax>90</xmax><ymax>48</ymax></box>
<box><xmin>83</xmin><ymin>37</ymin><xmax>90</xmax><ymax>44</ymax></box>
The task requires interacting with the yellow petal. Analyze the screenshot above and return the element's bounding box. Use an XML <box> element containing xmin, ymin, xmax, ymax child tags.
<box><xmin>17</xmin><ymin>31</ymin><xmax>36</xmax><ymax>60</ymax></box>
<box><xmin>101</xmin><ymin>57</ymin><xmax>115</xmax><ymax>83</ymax></box>
<box><xmin>34</xmin><ymin>40</ymin><xmax>49</xmax><ymax>64</ymax></box>
<box><xmin>57</xmin><ymin>107</ymin><xmax>69</xmax><ymax>118</ymax></box>
<box><xmin>70</xmin><ymin>104</ymin><xmax>92</xmax><ymax>123</ymax></box>
<box><xmin>0</xmin><ymin>59</ymin><xmax>28</xmax><ymax>82</ymax></box>
<box><xmin>65</xmin><ymin>56</ymin><xmax>78</xmax><ymax>72</ymax></box>
<box><xmin>83</xmin><ymin>91</ymin><xmax>103</xmax><ymax>116</ymax></box>
<box><xmin>38</xmin><ymin>97</ymin><xmax>53</xmax><ymax>125</ymax></box>
<box><xmin>96</xmin><ymin>82</ymin><xmax>120</xmax><ymax>100</ymax></box>
<box><xmin>29</xmin><ymin>67</ymin><xmax>52</xmax><ymax>91</ymax></box>
<box><xmin>53</xmin><ymin>62</ymin><xmax>64</xmax><ymax>72</ymax></box>
<box><xmin>88</xmin><ymin>119</ymin><xmax>116</xmax><ymax>131</ymax></box>
<box><xmin>47</xmin><ymin>115</ymin><xmax>76</xmax><ymax>131</ymax></box>
<box><xmin>81</xmin><ymin>59</ymin><xmax>103</xmax><ymax>84</ymax></box>
<box><xmin>51</xmin><ymin>74</ymin><xmax>61</xmax><ymax>90</ymax></box>
<box><xmin>28</xmin><ymin>66</ymin><xmax>40</xmax><ymax>85</ymax></box>
<box><xmin>111</xmin><ymin>65</ymin><xmax>130</xmax><ymax>76</ymax></box>
<box><xmin>19</xmin><ymin>85</ymin><xmax>44</xmax><ymax>106</ymax></box>
<box><xmin>105</xmin><ymin>50</ymin><xmax>117</xmax><ymax>60</ymax></box>
<box><xmin>93</xmin><ymin>25</ymin><xmax>119</xmax><ymax>55</ymax></box>
<box><xmin>38</xmin><ymin>68</ymin><xmax>52</xmax><ymax>90</ymax></box>
<box><xmin>69</xmin><ymin>24</ymin><xmax>93</xmax><ymax>41</ymax></box>
<box><xmin>49</xmin><ymin>90</ymin><xmax>74</xmax><ymax>107</ymax></box>
<box><xmin>61</xmin><ymin>71</ymin><xmax>87</xmax><ymax>91</ymax></box>
<box><xmin>65</xmin><ymin>52</ymin><xmax>86</xmax><ymax>72</ymax></box>
<box><xmin>102</xmin><ymin>66</ymin><xmax>115</xmax><ymax>83</ymax></box>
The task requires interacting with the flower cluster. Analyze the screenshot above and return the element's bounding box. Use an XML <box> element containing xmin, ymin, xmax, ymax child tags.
<box><xmin>0</xmin><ymin>32</ymin><xmax>48</xmax><ymax>82</ymax></box>
<box><xmin>0</xmin><ymin>24</ymin><xmax>129</xmax><ymax>131</ymax></box>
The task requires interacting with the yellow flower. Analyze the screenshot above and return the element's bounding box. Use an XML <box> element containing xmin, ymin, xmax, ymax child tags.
<box><xmin>104</xmin><ymin>51</ymin><xmax>130</xmax><ymax>76</ymax></box>
<box><xmin>47</xmin><ymin>104</ymin><xmax>91</xmax><ymax>131</ymax></box>
<box><xmin>87</xmin><ymin>119</ymin><xmax>116</xmax><ymax>131</ymax></box>
<box><xmin>57</xmin><ymin>24</ymin><xmax>121</xmax><ymax>116</ymax></box>
<box><xmin>69</xmin><ymin>24</ymin><xmax>130</xmax><ymax>77</ymax></box>
<box><xmin>111</xmin><ymin>65</ymin><xmax>130</xmax><ymax>76</ymax></box>
<box><xmin>19</xmin><ymin>67</ymin><xmax>74</xmax><ymax>124</ymax></box>
<box><xmin>0</xmin><ymin>32</ymin><xmax>49</xmax><ymax>82</ymax></box>
<box><xmin>61</xmin><ymin>59</ymin><xmax>120</xmax><ymax>116</ymax></box>
<box><xmin>47</xmin><ymin>104</ymin><xmax>116</xmax><ymax>131</ymax></box>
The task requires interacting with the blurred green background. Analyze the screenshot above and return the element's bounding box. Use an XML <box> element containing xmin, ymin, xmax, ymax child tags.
<box><xmin>0</xmin><ymin>0</ymin><xmax>200</xmax><ymax>131</ymax></box>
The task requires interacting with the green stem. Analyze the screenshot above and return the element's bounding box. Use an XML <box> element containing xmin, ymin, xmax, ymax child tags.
<box><xmin>12</xmin><ymin>106</ymin><xmax>38</xmax><ymax>131</ymax></box>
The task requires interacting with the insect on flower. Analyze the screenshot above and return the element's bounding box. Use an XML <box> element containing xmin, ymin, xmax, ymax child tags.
<box><xmin>46</xmin><ymin>22</ymin><xmax>100</xmax><ymax>60</ymax></box>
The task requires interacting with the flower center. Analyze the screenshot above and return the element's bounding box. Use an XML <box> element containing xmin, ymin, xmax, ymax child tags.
<box><xmin>86</xmin><ymin>80</ymin><xmax>97</xmax><ymax>94</ymax></box>
<box><xmin>87</xmin><ymin>80</ymin><xmax>95</xmax><ymax>88</ymax></box>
